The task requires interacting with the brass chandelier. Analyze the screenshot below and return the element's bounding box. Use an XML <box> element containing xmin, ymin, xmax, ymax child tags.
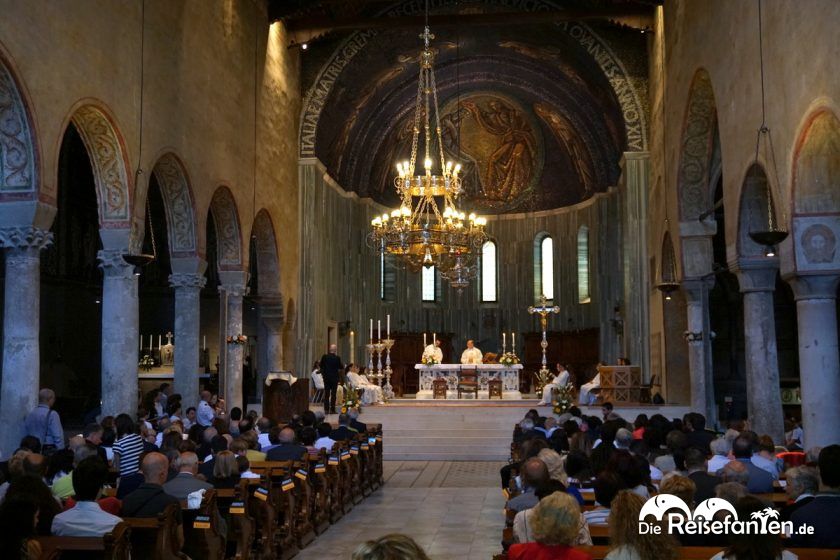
<box><xmin>368</xmin><ymin>25</ymin><xmax>487</xmax><ymax>284</ymax></box>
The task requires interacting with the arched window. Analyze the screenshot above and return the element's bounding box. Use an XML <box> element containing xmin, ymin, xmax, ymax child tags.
<box><xmin>421</xmin><ymin>265</ymin><xmax>436</xmax><ymax>302</ymax></box>
<box><xmin>577</xmin><ymin>225</ymin><xmax>590</xmax><ymax>303</ymax></box>
<box><xmin>534</xmin><ymin>234</ymin><xmax>554</xmax><ymax>301</ymax></box>
<box><xmin>481</xmin><ymin>240</ymin><xmax>497</xmax><ymax>302</ymax></box>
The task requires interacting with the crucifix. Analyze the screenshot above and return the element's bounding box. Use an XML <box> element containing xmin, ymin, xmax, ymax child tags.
<box><xmin>528</xmin><ymin>294</ymin><xmax>560</xmax><ymax>376</ymax></box>
<box><xmin>165</xmin><ymin>331</ymin><xmax>174</xmax><ymax>346</ymax></box>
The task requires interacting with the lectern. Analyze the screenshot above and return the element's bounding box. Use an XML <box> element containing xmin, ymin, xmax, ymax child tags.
<box><xmin>263</xmin><ymin>372</ymin><xmax>309</xmax><ymax>424</ymax></box>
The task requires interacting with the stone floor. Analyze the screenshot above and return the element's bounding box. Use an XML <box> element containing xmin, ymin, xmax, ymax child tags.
<box><xmin>294</xmin><ymin>461</ymin><xmax>506</xmax><ymax>559</ymax></box>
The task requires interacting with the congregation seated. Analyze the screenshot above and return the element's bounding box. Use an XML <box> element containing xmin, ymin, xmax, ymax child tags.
<box><xmin>788</xmin><ymin>444</ymin><xmax>840</xmax><ymax>548</ymax></box>
<box><xmin>684</xmin><ymin>447</ymin><xmax>722</xmax><ymax>503</ymax></box>
<box><xmin>256</xmin><ymin>416</ymin><xmax>273</xmax><ymax>449</ymax></box>
<box><xmin>83</xmin><ymin>422</ymin><xmax>109</xmax><ymax>464</ymax></box>
<box><xmin>112</xmin><ymin>413</ymin><xmax>145</xmax><ymax>480</ymax></box>
<box><xmin>332</xmin><ymin>413</ymin><xmax>358</xmax><ymax>441</ymax></box>
<box><xmin>751</xmin><ymin>434</ymin><xmax>782</xmax><ymax>479</ymax></box>
<box><xmin>239</xmin><ymin>430</ymin><xmax>266</xmax><ymax>462</ymax></box>
<box><xmin>606</xmin><ymin>490</ymin><xmax>679</xmax><ymax>560</ymax></box>
<box><xmin>51</xmin><ymin>456</ymin><xmax>122</xmax><ymax>537</ymax></box>
<box><xmin>508</xmin><ymin>491</ymin><xmax>592</xmax><ymax>560</ymax></box>
<box><xmin>5</xmin><ymin>469</ymin><xmax>63</xmax><ymax>535</ymax></box>
<box><xmin>300</xmin><ymin>426</ymin><xmax>320</xmax><ymax>456</ymax></box>
<box><xmin>583</xmin><ymin>472</ymin><xmax>624</xmax><ymax>526</ymax></box>
<box><xmin>315</xmin><ymin>422</ymin><xmax>337</xmax><ymax>451</ymax></box>
<box><xmin>684</xmin><ymin>412</ymin><xmax>716</xmax><ymax>454</ymax></box>
<box><xmin>708</xmin><ymin>437</ymin><xmax>732</xmax><ymax>474</ymax></box>
<box><xmin>237</xmin><ymin>455</ymin><xmax>260</xmax><ymax>479</ymax></box>
<box><xmin>212</xmin><ymin>450</ymin><xmax>241</xmax><ymax>489</ymax></box>
<box><xmin>52</xmin><ymin>440</ymin><xmax>100</xmax><ymax>499</ymax></box>
<box><xmin>122</xmin><ymin>452</ymin><xmax>183</xmax><ymax>518</ymax></box>
<box><xmin>712</xmin><ymin>495</ymin><xmax>797</xmax><ymax>560</ymax></box>
<box><xmin>513</xmin><ymin>480</ymin><xmax>592</xmax><ymax>546</ymax></box>
<box><xmin>348</xmin><ymin>408</ymin><xmax>367</xmax><ymax>433</ymax></box>
<box><xmin>507</xmin><ymin>457</ymin><xmax>550</xmax><ymax>513</ymax></box>
<box><xmin>199</xmin><ymin>435</ymin><xmax>230</xmax><ymax>483</ymax></box>
<box><xmin>726</xmin><ymin>435</ymin><xmax>775</xmax><ymax>493</ymax></box>
<box><xmin>780</xmin><ymin>465</ymin><xmax>818</xmax><ymax>522</ymax></box>
<box><xmin>266</xmin><ymin>427</ymin><xmax>307</xmax><ymax>461</ymax></box>
<box><xmin>0</xmin><ymin>493</ymin><xmax>42</xmax><ymax>560</ymax></box>
<box><xmin>162</xmin><ymin>451</ymin><xmax>212</xmax><ymax>500</ymax></box>
<box><xmin>352</xmin><ymin>533</ymin><xmax>431</xmax><ymax>560</ymax></box>
<box><xmin>537</xmin><ymin>448</ymin><xmax>584</xmax><ymax>504</ymax></box>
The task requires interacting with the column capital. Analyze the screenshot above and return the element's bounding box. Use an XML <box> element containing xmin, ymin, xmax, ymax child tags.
<box><xmin>219</xmin><ymin>283</ymin><xmax>249</xmax><ymax>298</ymax></box>
<box><xmin>169</xmin><ymin>273</ymin><xmax>207</xmax><ymax>289</ymax></box>
<box><xmin>787</xmin><ymin>274</ymin><xmax>840</xmax><ymax>301</ymax></box>
<box><xmin>97</xmin><ymin>249</ymin><xmax>134</xmax><ymax>277</ymax></box>
<box><xmin>0</xmin><ymin>226</ymin><xmax>53</xmax><ymax>251</ymax></box>
<box><xmin>734</xmin><ymin>259</ymin><xmax>780</xmax><ymax>293</ymax></box>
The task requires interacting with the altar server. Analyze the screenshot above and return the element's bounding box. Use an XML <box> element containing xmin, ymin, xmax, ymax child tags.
<box><xmin>346</xmin><ymin>365</ymin><xmax>384</xmax><ymax>405</ymax></box>
<box><xmin>578</xmin><ymin>369</ymin><xmax>601</xmax><ymax>405</ymax></box>
<box><xmin>540</xmin><ymin>363</ymin><xmax>571</xmax><ymax>405</ymax></box>
<box><xmin>460</xmin><ymin>339</ymin><xmax>483</xmax><ymax>365</ymax></box>
<box><xmin>422</xmin><ymin>339</ymin><xmax>443</xmax><ymax>363</ymax></box>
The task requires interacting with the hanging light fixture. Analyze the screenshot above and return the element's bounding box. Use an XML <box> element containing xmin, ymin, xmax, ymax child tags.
<box><xmin>367</xmin><ymin>2</ymin><xmax>487</xmax><ymax>283</ymax></box>
<box><xmin>747</xmin><ymin>0</ymin><xmax>788</xmax><ymax>257</ymax></box>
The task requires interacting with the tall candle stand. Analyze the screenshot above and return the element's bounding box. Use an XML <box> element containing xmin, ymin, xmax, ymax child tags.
<box><xmin>528</xmin><ymin>294</ymin><xmax>561</xmax><ymax>380</ymax></box>
<box><xmin>381</xmin><ymin>338</ymin><xmax>395</xmax><ymax>400</ymax></box>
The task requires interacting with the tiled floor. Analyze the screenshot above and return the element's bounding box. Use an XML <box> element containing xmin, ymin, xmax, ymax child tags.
<box><xmin>295</xmin><ymin>461</ymin><xmax>506</xmax><ymax>560</ymax></box>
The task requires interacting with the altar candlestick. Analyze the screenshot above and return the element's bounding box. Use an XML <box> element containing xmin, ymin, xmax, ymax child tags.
<box><xmin>387</xmin><ymin>314</ymin><xmax>390</xmax><ymax>337</ymax></box>
<box><xmin>378</xmin><ymin>320</ymin><xmax>381</xmax><ymax>341</ymax></box>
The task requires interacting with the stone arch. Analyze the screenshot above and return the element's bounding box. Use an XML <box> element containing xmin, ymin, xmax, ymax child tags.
<box><xmin>677</xmin><ymin>69</ymin><xmax>718</xmax><ymax>221</ymax></box>
<box><xmin>150</xmin><ymin>152</ymin><xmax>198</xmax><ymax>258</ymax></box>
<box><xmin>208</xmin><ymin>186</ymin><xmax>243</xmax><ymax>270</ymax></box>
<box><xmin>64</xmin><ymin>103</ymin><xmax>133</xmax><ymax>243</ymax></box>
<box><xmin>0</xmin><ymin>45</ymin><xmax>38</xmax><ymax>203</ymax></box>
<box><xmin>737</xmin><ymin>163</ymin><xmax>777</xmax><ymax>259</ymax></box>
<box><xmin>250</xmin><ymin>209</ymin><xmax>281</xmax><ymax>298</ymax></box>
<box><xmin>791</xmin><ymin>108</ymin><xmax>840</xmax><ymax>273</ymax></box>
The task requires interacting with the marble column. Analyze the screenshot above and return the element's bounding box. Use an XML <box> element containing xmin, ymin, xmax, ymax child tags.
<box><xmin>98</xmin><ymin>250</ymin><xmax>139</xmax><ymax>418</ymax></box>
<box><xmin>789</xmin><ymin>275</ymin><xmax>840</xmax><ymax>450</ymax></box>
<box><xmin>169</xmin><ymin>273</ymin><xmax>206</xmax><ymax>410</ymax></box>
<box><xmin>683</xmin><ymin>277</ymin><xmax>717</xmax><ymax>426</ymax></box>
<box><xmin>0</xmin><ymin>227</ymin><xmax>53</xmax><ymax>456</ymax></box>
<box><xmin>736</xmin><ymin>263</ymin><xmax>784</xmax><ymax>444</ymax></box>
<box><xmin>219</xmin><ymin>277</ymin><xmax>248</xmax><ymax>411</ymax></box>
<box><xmin>257</xmin><ymin>299</ymin><xmax>284</xmax><ymax>402</ymax></box>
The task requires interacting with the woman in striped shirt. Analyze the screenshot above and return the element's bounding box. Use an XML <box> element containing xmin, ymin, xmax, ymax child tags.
<box><xmin>112</xmin><ymin>413</ymin><xmax>144</xmax><ymax>478</ymax></box>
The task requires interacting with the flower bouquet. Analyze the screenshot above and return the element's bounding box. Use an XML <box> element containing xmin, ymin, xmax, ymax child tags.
<box><xmin>499</xmin><ymin>352</ymin><xmax>520</xmax><ymax>366</ymax></box>
<box><xmin>341</xmin><ymin>382</ymin><xmax>361</xmax><ymax>414</ymax></box>
<box><xmin>226</xmin><ymin>334</ymin><xmax>248</xmax><ymax>345</ymax></box>
<box><xmin>421</xmin><ymin>354</ymin><xmax>439</xmax><ymax>365</ymax></box>
<box><xmin>552</xmin><ymin>383</ymin><xmax>576</xmax><ymax>416</ymax></box>
<box><xmin>138</xmin><ymin>354</ymin><xmax>154</xmax><ymax>372</ymax></box>
<box><xmin>532</xmin><ymin>369</ymin><xmax>554</xmax><ymax>398</ymax></box>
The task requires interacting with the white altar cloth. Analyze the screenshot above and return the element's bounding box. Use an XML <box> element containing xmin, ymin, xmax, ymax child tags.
<box><xmin>415</xmin><ymin>364</ymin><xmax>523</xmax><ymax>399</ymax></box>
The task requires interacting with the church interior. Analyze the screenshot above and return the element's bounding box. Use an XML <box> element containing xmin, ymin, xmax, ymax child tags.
<box><xmin>0</xmin><ymin>0</ymin><xmax>839</xmax><ymax>558</ymax></box>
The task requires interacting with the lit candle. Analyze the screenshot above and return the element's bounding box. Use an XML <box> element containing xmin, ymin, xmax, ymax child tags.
<box><xmin>140</xmin><ymin>336</ymin><xmax>143</xmax><ymax>352</ymax></box>
<box><xmin>203</xmin><ymin>335</ymin><xmax>206</xmax><ymax>351</ymax></box>
<box><xmin>149</xmin><ymin>335</ymin><xmax>152</xmax><ymax>351</ymax></box>
<box><xmin>158</xmin><ymin>334</ymin><xmax>161</xmax><ymax>350</ymax></box>
<box><xmin>387</xmin><ymin>314</ymin><xmax>390</xmax><ymax>337</ymax></box>
<box><xmin>424</xmin><ymin>332</ymin><xmax>427</xmax><ymax>348</ymax></box>
<box><xmin>370</xmin><ymin>319</ymin><xmax>373</xmax><ymax>342</ymax></box>
<box><xmin>503</xmin><ymin>332</ymin><xmax>506</xmax><ymax>350</ymax></box>
<box><xmin>432</xmin><ymin>332</ymin><xmax>436</xmax><ymax>345</ymax></box>
<box><xmin>512</xmin><ymin>332</ymin><xmax>516</xmax><ymax>350</ymax></box>
<box><xmin>350</xmin><ymin>331</ymin><xmax>355</xmax><ymax>364</ymax></box>
<box><xmin>378</xmin><ymin>320</ymin><xmax>381</xmax><ymax>341</ymax></box>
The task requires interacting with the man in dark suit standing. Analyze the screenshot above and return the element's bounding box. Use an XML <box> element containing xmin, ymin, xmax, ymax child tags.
<box><xmin>319</xmin><ymin>344</ymin><xmax>344</xmax><ymax>415</ymax></box>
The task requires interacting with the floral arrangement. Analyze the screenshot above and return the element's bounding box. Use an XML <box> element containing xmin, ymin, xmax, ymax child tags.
<box><xmin>138</xmin><ymin>355</ymin><xmax>154</xmax><ymax>372</ymax></box>
<box><xmin>340</xmin><ymin>382</ymin><xmax>361</xmax><ymax>414</ymax></box>
<box><xmin>499</xmin><ymin>352</ymin><xmax>520</xmax><ymax>366</ymax></box>
<box><xmin>552</xmin><ymin>383</ymin><xmax>576</xmax><ymax>416</ymax></box>
<box><xmin>421</xmin><ymin>354</ymin><xmax>439</xmax><ymax>365</ymax></box>
<box><xmin>532</xmin><ymin>369</ymin><xmax>554</xmax><ymax>398</ymax></box>
<box><xmin>226</xmin><ymin>334</ymin><xmax>248</xmax><ymax>345</ymax></box>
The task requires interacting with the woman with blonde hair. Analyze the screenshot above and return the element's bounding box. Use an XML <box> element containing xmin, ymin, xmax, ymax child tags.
<box><xmin>606</xmin><ymin>490</ymin><xmax>679</xmax><ymax>560</ymax></box>
<box><xmin>509</xmin><ymin>491</ymin><xmax>592</xmax><ymax>560</ymax></box>
<box><xmin>351</xmin><ymin>534</ymin><xmax>430</xmax><ymax>560</ymax></box>
<box><xmin>538</xmin><ymin>448</ymin><xmax>584</xmax><ymax>504</ymax></box>
<box><xmin>212</xmin><ymin>450</ymin><xmax>240</xmax><ymax>489</ymax></box>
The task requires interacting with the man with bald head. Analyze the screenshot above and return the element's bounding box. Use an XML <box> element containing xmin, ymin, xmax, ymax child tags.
<box><xmin>506</xmin><ymin>457</ymin><xmax>550</xmax><ymax>513</ymax></box>
<box><xmin>163</xmin><ymin>451</ymin><xmax>212</xmax><ymax>500</ymax></box>
<box><xmin>122</xmin><ymin>453</ymin><xmax>183</xmax><ymax>520</ymax></box>
<box><xmin>25</xmin><ymin>387</ymin><xmax>64</xmax><ymax>450</ymax></box>
<box><xmin>319</xmin><ymin>343</ymin><xmax>344</xmax><ymax>415</ymax></box>
<box><xmin>266</xmin><ymin>427</ymin><xmax>307</xmax><ymax>461</ymax></box>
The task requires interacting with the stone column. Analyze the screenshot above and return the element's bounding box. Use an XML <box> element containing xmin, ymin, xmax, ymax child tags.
<box><xmin>736</xmin><ymin>263</ymin><xmax>784</xmax><ymax>443</ymax></box>
<box><xmin>683</xmin><ymin>277</ymin><xmax>717</xmax><ymax>426</ymax></box>
<box><xmin>98</xmin><ymin>250</ymin><xmax>140</xmax><ymax>418</ymax></box>
<box><xmin>219</xmin><ymin>275</ymin><xmax>248</xmax><ymax>411</ymax></box>
<box><xmin>789</xmin><ymin>275</ymin><xmax>840</xmax><ymax>450</ymax></box>
<box><xmin>258</xmin><ymin>299</ymin><xmax>284</xmax><ymax>402</ymax></box>
<box><xmin>0</xmin><ymin>227</ymin><xmax>53</xmax><ymax>456</ymax></box>
<box><xmin>169</xmin><ymin>273</ymin><xmax>206</xmax><ymax>410</ymax></box>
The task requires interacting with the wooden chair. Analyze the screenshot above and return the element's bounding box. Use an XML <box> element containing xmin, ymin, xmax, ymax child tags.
<box><xmin>432</xmin><ymin>377</ymin><xmax>448</xmax><ymax>399</ymax></box>
<box><xmin>488</xmin><ymin>378</ymin><xmax>503</xmax><ymax>399</ymax></box>
<box><xmin>122</xmin><ymin>503</ymin><xmax>186</xmax><ymax>560</ymax></box>
<box><xmin>457</xmin><ymin>367</ymin><xmax>479</xmax><ymax>399</ymax></box>
<box><xmin>638</xmin><ymin>373</ymin><xmax>659</xmax><ymax>404</ymax></box>
<box><xmin>36</xmin><ymin>522</ymin><xmax>131</xmax><ymax>560</ymax></box>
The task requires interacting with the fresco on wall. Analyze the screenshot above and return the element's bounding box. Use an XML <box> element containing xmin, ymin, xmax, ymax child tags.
<box><xmin>794</xmin><ymin>216</ymin><xmax>840</xmax><ymax>272</ymax></box>
<box><xmin>307</xmin><ymin>16</ymin><xmax>642</xmax><ymax>214</ymax></box>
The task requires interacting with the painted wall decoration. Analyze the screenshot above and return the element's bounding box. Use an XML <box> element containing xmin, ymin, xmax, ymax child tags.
<box><xmin>794</xmin><ymin>216</ymin><xmax>840</xmax><ymax>272</ymax></box>
<box><xmin>300</xmin><ymin>0</ymin><xmax>646</xmax><ymax>214</ymax></box>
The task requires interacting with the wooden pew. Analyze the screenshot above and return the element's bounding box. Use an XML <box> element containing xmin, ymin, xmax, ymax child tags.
<box><xmin>214</xmin><ymin>481</ymin><xmax>256</xmax><ymax>560</ymax></box>
<box><xmin>36</xmin><ymin>522</ymin><xmax>131</xmax><ymax>560</ymax></box>
<box><xmin>179</xmin><ymin>489</ymin><xmax>225</xmax><ymax>560</ymax></box>
<box><xmin>306</xmin><ymin>449</ymin><xmax>332</xmax><ymax>534</ymax></box>
<box><xmin>122</xmin><ymin>503</ymin><xmax>186</xmax><ymax>560</ymax></box>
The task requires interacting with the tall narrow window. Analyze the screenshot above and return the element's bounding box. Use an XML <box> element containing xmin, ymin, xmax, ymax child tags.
<box><xmin>380</xmin><ymin>252</ymin><xmax>385</xmax><ymax>300</ymax></box>
<box><xmin>534</xmin><ymin>235</ymin><xmax>554</xmax><ymax>301</ymax></box>
<box><xmin>380</xmin><ymin>253</ymin><xmax>396</xmax><ymax>302</ymax></box>
<box><xmin>421</xmin><ymin>266</ymin><xmax>436</xmax><ymax>302</ymax></box>
<box><xmin>577</xmin><ymin>225</ymin><xmax>590</xmax><ymax>303</ymax></box>
<box><xmin>481</xmin><ymin>240</ymin><xmax>497</xmax><ymax>302</ymax></box>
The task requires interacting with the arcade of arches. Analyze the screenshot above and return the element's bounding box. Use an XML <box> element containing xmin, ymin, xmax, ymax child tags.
<box><xmin>0</xmin><ymin>0</ymin><xmax>838</xmax><ymax>463</ymax></box>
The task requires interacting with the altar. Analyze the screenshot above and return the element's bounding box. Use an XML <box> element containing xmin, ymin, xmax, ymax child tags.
<box><xmin>415</xmin><ymin>364</ymin><xmax>523</xmax><ymax>400</ymax></box>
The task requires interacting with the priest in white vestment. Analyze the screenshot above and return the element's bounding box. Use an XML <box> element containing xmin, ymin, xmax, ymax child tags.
<box><xmin>540</xmin><ymin>364</ymin><xmax>571</xmax><ymax>405</ymax></box>
<box><xmin>346</xmin><ymin>367</ymin><xmax>383</xmax><ymax>405</ymax></box>
<box><xmin>578</xmin><ymin>371</ymin><xmax>601</xmax><ymax>405</ymax></box>
<box><xmin>422</xmin><ymin>339</ymin><xmax>443</xmax><ymax>363</ymax></box>
<box><xmin>460</xmin><ymin>339</ymin><xmax>483</xmax><ymax>365</ymax></box>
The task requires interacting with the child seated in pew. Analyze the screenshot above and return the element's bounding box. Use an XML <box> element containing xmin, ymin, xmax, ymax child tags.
<box><xmin>237</xmin><ymin>456</ymin><xmax>260</xmax><ymax>479</ymax></box>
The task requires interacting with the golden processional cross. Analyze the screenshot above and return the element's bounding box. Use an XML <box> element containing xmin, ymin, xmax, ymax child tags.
<box><xmin>528</xmin><ymin>294</ymin><xmax>560</xmax><ymax>376</ymax></box>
